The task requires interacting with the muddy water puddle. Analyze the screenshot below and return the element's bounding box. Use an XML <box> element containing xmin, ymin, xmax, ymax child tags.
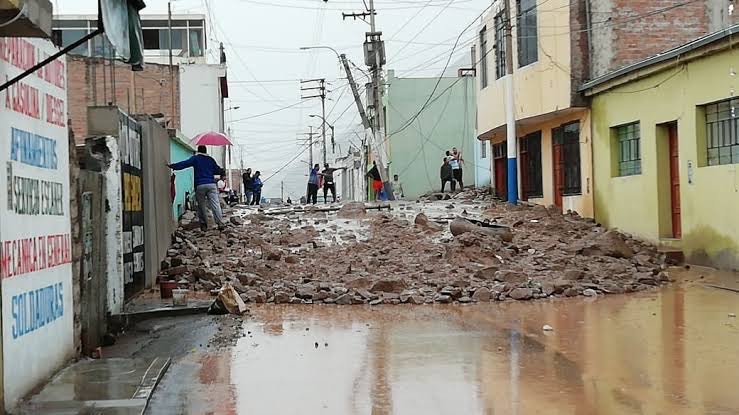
<box><xmin>216</xmin><ymin>268</ymin><xmax>739</xmax><ymax>415</ymax></box>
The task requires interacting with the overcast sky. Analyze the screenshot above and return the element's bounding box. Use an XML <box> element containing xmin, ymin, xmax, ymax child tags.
<box><xmin>57</xmin><ymin>0</ymin><xmax>489</xmax><ymax>199</ymax></box>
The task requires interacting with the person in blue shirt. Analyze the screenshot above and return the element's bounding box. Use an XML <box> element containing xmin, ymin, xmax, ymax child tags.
<box><xmin>307</xmin><ymin>164</ymin><xmax>320</xmax><ymax>204</ymax></box>
<box><xmin>168</xmin><ymin>145</ymin><xmax>226</xmax><ymax>230</ymax></box>
<box><xmin>250</xmin><ymin>171</ymin><xmax>263</xmax><ymax>206</ymax></box>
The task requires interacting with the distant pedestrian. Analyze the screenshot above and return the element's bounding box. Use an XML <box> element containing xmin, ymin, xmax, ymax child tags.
<box><xmin>168</xmin><ymin>145</ymin><xmax>226</xmax><ymax>231</ymax></box>
<box><xmin>286</xmin><ymin>197</ymin><xmax>293</xmax><ymax>205</ymax></box>
<box><xmin>441</xmin><ymin>158</ymin><xmax>454</xmax><ymax>192</ymax></box>
<box><xmin>251</xmin><ymin>171</ymin><xmax>263</xmax><ymax>206</ymax></box>
<box><xmin>307</xmin><ymin>164</ymin><xmax>320</xmax><ymax>204</ymax></box>
<box><xmin>392</xmin><ymin>174</ymin><xmax>404</xmax><ymax>200</ymax></box>
<box><xmin>321</xmin><ymin>163</ymin><xmax>345</xmax><ymax>203</ymax></box>
<box><xmin>450</xmin><ymin>147</ymin><xmax>464</xmax><ymax>190</ymax></box>
<box><xmin>242</xmin><ymin>168</ymin><xmax>254</xmax><ymax>204</ymax></box>
<box><xmin>367</xmin><ymin>161</ymin><xmax>383</xmax><ymax>201</ymax></box>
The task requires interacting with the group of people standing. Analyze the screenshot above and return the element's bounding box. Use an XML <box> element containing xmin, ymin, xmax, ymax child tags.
<box><xmin>440</xmin><ymin>147</ymin><xmax>464</xmax><ymax>193</ymax></box>
<box><xmin>241</xmin><ymin>168</ymin><xmax>264</xmax><ymax>206</ymax></box>
<box><xmin>307</xmin><ymin>163</ymin><xmax>345</xmax><ymax>204</ymax></box>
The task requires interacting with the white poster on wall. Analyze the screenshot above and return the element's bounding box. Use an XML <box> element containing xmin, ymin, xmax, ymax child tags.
<box><xmin>0</xmin><ymin>37</ymin><xmax>73</xmax><ymax>409</ymax></box>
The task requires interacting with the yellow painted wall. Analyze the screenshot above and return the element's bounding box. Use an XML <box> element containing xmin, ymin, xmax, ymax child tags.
<box><xmin>477</xmin><ymin>0</ymin><xmax>573</xmax><ymax>136</ymax></box>
<box><xmin>592</xmin><ymin>47</ymin><xmax>739</xmax><ymax>269</ymax></box>
<box><xmin>488</xmin><ymin>110</ymin><xmax>594</xmax><ymax>217</ymax></box>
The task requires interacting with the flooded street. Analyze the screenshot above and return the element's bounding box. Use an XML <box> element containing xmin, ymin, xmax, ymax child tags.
<box><xmin>146</xmin><ymin>267</ymin><xmax>739</xmax><ymax>415</ymax></box>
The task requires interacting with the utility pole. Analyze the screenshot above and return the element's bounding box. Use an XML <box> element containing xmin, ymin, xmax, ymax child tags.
<box><xmin>340</xmin><ymin>54</ymin><xmax>371</xmax><ymax>129</ymax></box>
<box><xmin>503</xmin><ymin>0</ymin><xmax>518</xmax><ymax>205</ymax></box>
<box><xmin>298</xmin><ymin>126</ymin><xmax>316</xmax><ymax>198</ymax></box>
<box><xmin>301</xmin><ymin>79</ymin><xmax>328</xmax><ymax>165</ymax></box>
<box><xmin>343</xmin><ymin>0</ymin><xmax>393</xmax><ymax>200</ymax></box>
<box><xmin>281</xmin><ymin>181</ymin><xmax>284</xmax><ymax>202</ymax></box>
<box><xmin>168</xmin><ymin>1</ymin><xmax>177</xmax><ymax>128</ymax></box>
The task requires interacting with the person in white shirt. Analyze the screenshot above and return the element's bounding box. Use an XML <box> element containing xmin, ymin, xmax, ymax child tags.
<box><xmin>392</xmin><ymin>174</ymin><xmax>405</xmax><ymax>200</ymax></box>
<box><xmin>450</xmin><ymin>147</ymin><xmax>464</xmax><ymax>190</ymax></box>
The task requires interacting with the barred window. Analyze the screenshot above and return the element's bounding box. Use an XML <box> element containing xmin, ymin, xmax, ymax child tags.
<box><xmin>615</xmin><ymin>122</ymin><xmax>641</xmax><ymax>176</ymax></box>
<box><xmin>481</xmin><ymin>140</ymin><xmax>488</xmax><ymax>159</ymax></box>
<box><xmin>705</xmin><ymin>98</ymin><xmax>739</xmax><ymax>166</ymax></box>
<box><xmin>494</xmin><ymin>12</ymin><xmax>506</xmax><ymax>79</ymax></box>
<box><xmin>520</xmin><ymin>131</ymin><xmax>543</xmax><ymax>198</ymax></box>
<box><xmin>516</xmin><ymin>0</ymin><xmax>538</xmax><ymax>67</ymax></box>
<box><xmin>553</xmin><ymin>122</ymin><xmax>582</xmax><ymax>194</ymax></box>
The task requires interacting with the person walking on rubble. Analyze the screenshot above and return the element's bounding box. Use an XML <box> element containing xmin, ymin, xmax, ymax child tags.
<box><xmin>168</xmin><ymin>145</ymin><xmax>226</xmax><ymax>231</ymax></box>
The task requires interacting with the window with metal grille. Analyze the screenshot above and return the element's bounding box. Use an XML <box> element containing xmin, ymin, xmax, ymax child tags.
<box><xmin>520</xmin><ymin>131</ymin><xmax>543</xmax><ymax>198</ymax></box>
<box><xmin>481</xmin><ymin>140</ymin><xmax>488</xmax><ymax>158</ymax></box>
<box><xmin>614</xmin><ymin>122</ymin><xmax>641</xmax><ymax>176</ymax></box>
<box><xmin>479</xmin><ymin>27</ymin><xmax>488</xmax><ymax>89</ymax></box>
<box><xmin>553</xmin><ymin>122</ymin><xmax>582</xmax><ymax>194</ymax></box>
<box><xmin>494</xmin><ymin>12</ymin><xmax>506</xmax><ymax>79</ymax></box>
<box><xmin>493</xmin><ymin>142</ymin><xmax>507</xmax><ymax>159</ymax></box>
<box><xmin>516</xmin><ymin>0</ymin><xmax>538</xmax><ymax>68</ymax></box>
<box><xmin>705</xmin><ymin>97</ymin><xmax>739</xmax><ymax>166</ymax></box>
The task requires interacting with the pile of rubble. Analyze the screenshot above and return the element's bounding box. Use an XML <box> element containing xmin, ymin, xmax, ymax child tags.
<box><xmin>159</xmin><ymin>201</ymin><xmax>670</xmax><ymax>306</ymax></box>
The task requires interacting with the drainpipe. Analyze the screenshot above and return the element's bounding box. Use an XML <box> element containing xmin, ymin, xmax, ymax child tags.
<box><xmin>584</xmin><ymin>0</ymin><xmax>593</xmax><ymax>79</ymax></box>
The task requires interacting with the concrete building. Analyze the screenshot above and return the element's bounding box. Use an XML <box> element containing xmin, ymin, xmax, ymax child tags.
<box><xmin>475</xmin><ymin>0</ymin><xmax>732</xmax><ymax>217</ymax></box>
<box><xmin>179</xmin><ymin>63</ymin><xmax>229</xmax><ymax>167</ymax></box>
<box><xmin>582</xmin><ymin>26</ymin><xmax>739</xmax><ymax>271</ymax></box>
<box><xmin>335</xmin><ymin>147</ymin><xmax>365</xmax><ymax>202</ymax></box>
<box><xmin>0</xmin><ymin>36</ymin><xmax>74</xmax><ymax>411</ymax></box>
<box><xmin>52</xmin><ymin>14</ymin><xmax>207</xmax><ymax>65</ymax></box>
<box><xmin>66</xmin><ymin>54</ymin><xmax>181</xmax><ymax>141</ymax></box>
<box><xmin>386</xmin><ymin>70</ymin><xmax>477</xmax><ymax>199</ymax></box>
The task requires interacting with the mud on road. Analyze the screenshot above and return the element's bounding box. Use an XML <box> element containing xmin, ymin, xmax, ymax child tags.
<box><xmin>160</xmin><ymin>191</ymin><xmax>671</xmax><ymax>307</ymax></box>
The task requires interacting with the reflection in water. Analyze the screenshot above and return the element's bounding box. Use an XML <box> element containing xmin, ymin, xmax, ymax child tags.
<box><xmin>224</xmin><ymin>268</ymin><xmax>739</xmax><ymax>415</ymax></box>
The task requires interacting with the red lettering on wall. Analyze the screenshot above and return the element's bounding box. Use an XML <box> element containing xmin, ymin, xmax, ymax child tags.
<box><xmin>0</xmin><ymin>234</ymin><xmax>71</xmax><ymax>279</ymax></box>
<box><xmin>0</xmin><ymin>38</ymin><xmax>37</xmax><ymax>71</ymax></box>
<box><xmin>5</xmin><ymin>81</ymin><xmax>40</xmax><ymax>119</ymax></box>
<box><xmin>45</xmin><ymin>94</ymin><xmax>66</xmax><ymax>127</ymax></box>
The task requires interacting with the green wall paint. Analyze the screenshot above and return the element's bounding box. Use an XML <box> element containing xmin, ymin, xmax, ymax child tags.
<box><xmin>170</xmin><ymin>139</ymin><xmax>194</xmax><ymax>218</ymax></box>
<box><xmin>386</xmin><ymin>73</ymin><xmax>476</xmax><ymax>198</ymax></box>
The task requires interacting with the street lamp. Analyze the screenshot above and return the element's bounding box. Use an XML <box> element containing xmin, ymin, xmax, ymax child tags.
<box><xmin>225</xmin><ymin>106</ymin><xmax>241</xmax><ymax>111</ymax></box>
<box><xmin>300</xmin><ymin>45</ymin><xmax>340</xmax><ymax>58</ymax></box>
<box><xmin>309</xmin><ymin>114</ymin><xmax>336</xmax><ymax>156</ymax></box>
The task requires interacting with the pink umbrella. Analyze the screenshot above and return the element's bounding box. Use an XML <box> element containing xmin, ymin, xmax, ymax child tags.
<box><xmin>191</xmin><ymin>131</ymin><xmax>233</xmax><ymax>146</ymax></box>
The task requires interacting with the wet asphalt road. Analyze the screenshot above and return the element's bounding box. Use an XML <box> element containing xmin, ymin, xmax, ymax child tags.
<box><xmin>141</xmin><ymin>267</ymin><xmax>739</xmax><ymax>415</ymax></box>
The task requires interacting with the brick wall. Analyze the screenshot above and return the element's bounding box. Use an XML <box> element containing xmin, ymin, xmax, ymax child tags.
<box><xmin>589</xmin><ymin>0</ymin><xmax>717</xmax><ymax>78</ymax></box>
<box><xmin>67</xmin><ymin>55</ymin><xmax>180</xmax><ymax>143</ymax></box>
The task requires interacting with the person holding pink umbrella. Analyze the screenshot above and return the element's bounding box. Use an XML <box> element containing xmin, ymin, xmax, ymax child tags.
<box><xmin>168</xmin><ymin>145</ymin><xmax>226</xmax><ymax>231</ymax></box>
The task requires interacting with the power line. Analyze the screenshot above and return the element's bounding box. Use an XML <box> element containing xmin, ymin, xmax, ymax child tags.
<box><xmin>229</xmin><ymin>101</ymin><xmax>309</xmax><ymax>122</ymax></box>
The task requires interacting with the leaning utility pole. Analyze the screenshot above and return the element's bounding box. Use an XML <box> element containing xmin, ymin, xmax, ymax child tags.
<box><xmin>503</xmin><ymin>0</ymin><xmax>518</xmax><ymax>204</ymax></box>
<box><xmin>301</xmin><ymin>79</ymin><xmax>328</xmax><ymax>165</ymax></box>
<box><xmin>343</xmin><ymin>0</ymin><xmax>394</xmax><ymax>200</ymax></box>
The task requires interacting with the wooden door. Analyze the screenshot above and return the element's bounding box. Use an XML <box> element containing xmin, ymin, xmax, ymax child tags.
<box><xmin>552</xmin><ymin>141</ymin><xmax>564</xmax><ymax>208</ymax></box>
<box><xmin>519</xmin><ymin>142</ymin><xmax>530</xmax><ymax>201</ymax></box>
<box><xmin>668</xmin><ymin>124</ymin><xmax>681</xmax><ymax>238</ymax></box>
<box><xmin>494</xmin><ymin>158</ymin><xmax>507</xmax><ymax>201</ymax></box>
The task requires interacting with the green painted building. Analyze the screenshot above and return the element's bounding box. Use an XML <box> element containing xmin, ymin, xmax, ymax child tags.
<box><xmin>170</xmin><ymin>132</ymin><xmax>195</xmax><ymax>218</ymax></box>
<box><xmin>386</xmin><ymin>70</ymin><xmax>477</xmax><ymax>198</ymax></box>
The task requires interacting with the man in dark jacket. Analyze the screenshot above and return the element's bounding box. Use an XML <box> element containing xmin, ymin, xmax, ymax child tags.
<box><xmin>441</xmin><ymin>158</ymin><xmax>454</xmax><ymax>192</ymax></box>
<box><xmin>168</xmin><ymin>145</ymin><xmax>226</xmax><ymax>230</ymax></box>
<box><xmin>242</xmin><ymin>168</ymin><xmax>254</xmax><ymax>205</ymax></box>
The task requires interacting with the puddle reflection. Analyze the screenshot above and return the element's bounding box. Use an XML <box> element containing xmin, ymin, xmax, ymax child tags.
<box><xmin>228</xmin><ymin>268</ymin><xmax>739</xmax><ymax>415</ymax></box>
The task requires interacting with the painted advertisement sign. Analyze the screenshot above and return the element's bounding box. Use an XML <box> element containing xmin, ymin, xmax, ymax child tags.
<box><xmin>119</xmin><ymin>113</ymin><xmax>144</xmax><ymax>299</ymax></box>
<box><xmin>0</xmin><ymin>38</ymin><xmax>74</xmax><ymax>409</ymax></box>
